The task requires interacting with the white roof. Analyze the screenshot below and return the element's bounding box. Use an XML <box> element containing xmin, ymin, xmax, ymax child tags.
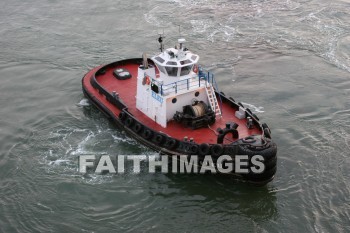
<box><xmin>151</xmin><ymin>47</ymin><xmax>199</xmax><ymax>67</ymax></box>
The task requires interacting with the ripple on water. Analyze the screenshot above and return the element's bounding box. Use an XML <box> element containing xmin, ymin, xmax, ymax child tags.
<box><xmin>1</xmin><ymin>0</ymin><xmax>350</xmax><ymax>231</ymax></box>
<box><xmin>335</xmin><ymin>34</ymin><xmax>350</xmax><ymax>72</ymax></box>
<box><xmin>272</xmin><ymin>105</ymin><xmax>350</xmax><ymax>232</ymax></box>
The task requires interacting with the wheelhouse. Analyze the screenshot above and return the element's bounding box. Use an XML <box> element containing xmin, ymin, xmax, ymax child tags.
<box><xmin>151</xmin><ymin>39</ymin><xmax>199</xmax><ymax>80</ymax></box>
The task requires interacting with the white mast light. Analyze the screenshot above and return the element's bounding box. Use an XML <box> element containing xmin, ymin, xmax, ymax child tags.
<box><xmin>178</xmin><ymin>38</ymin><xmax>186</xmax><ymax>50</ymax></box>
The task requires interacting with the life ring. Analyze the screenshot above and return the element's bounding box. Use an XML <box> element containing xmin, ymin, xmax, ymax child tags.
<box><xmin>193</xmin><ymin>64</ymin><xmax>198</xmax><ymax>74</ymax></box>
<box><xmin>142</xmin><ymin>75</ymin><xmax>151</xmax><ymax>85</ymax></box>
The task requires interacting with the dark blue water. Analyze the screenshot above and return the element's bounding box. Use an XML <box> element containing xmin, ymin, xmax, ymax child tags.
<box><xmin>0</xmin><ymin>0</ymin><xmax>350</xmax><ymax>232</ymax></box>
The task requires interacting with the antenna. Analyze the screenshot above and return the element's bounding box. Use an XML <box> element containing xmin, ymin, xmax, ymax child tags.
<box><xmin>178</xmin><ymin>25</ymin><xmax>181</xmax><ymax>36</ymax></box>
<box><xmin>157</xmin><ymin>29</ymin><xmax>165</xmax><ymax>52</ymax></box>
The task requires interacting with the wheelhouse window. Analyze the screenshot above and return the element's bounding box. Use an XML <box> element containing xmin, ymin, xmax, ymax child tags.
<box><xmin>155</xmin><ymin>56</ymin><xmax>165</xmax><ymax>63</ymax></box>
<box><xmin>157</xmin><ymin>65</ymin><xmax>166</xmax><ymax>74</ymax></box>
<box><xmin>180</xmin><ymin>65</ymin><xmax>193</xmax><ymax>76</ymax></box>
<box><xmin>180</xmin><ymin>59</ymin><xmax>192</xmax><ymax>65</ymax></box>
<box><xmin>166</xmin><ymin>61</ymin><xmax>178</xmax><ymax>66</ymax></box>
<box><xmin>151</xmin><ymin>83</ymin><xmax>159</xmax><ymax>93</ymax></box>
<box><xmin>191</xmin><ymin>55</ymin><xmax>198</xmax><ymax>61</ymax></box>
<box><xmin>165</xmin><ymin>66</ymin><xmax>178</xmax><ymax>76</ymax></box>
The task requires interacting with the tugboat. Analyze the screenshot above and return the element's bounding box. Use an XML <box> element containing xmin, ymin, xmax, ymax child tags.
<box><xmin>82</xmin><ymin>36</ymin><xmax>277</xmax><ymax>184</ymax></box>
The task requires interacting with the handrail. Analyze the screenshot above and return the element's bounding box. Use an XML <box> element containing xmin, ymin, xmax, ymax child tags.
<box><xmin>155</xmin><ymin>67</ymin><xmax>222</xmax><ymax>111</ymax></box>
<box><xmin>155</xmin><ymin>66</ymin><xmax>213</xmax><ymax>96</ymax></box>
<box><xmin>157</xmin><ymin>76</ymin><xmax>204</xmax><ymax>96</ymax></box>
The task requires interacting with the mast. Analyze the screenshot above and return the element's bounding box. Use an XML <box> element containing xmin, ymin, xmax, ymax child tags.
<box><xmin>158</xmin><ymin>34</ymin><xmax>165</xmax><ymax>52</ymax></box>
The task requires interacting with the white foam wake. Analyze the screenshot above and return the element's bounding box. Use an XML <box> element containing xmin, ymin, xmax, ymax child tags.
<box><xmin>242</xmin><ymin>102</ymin><xmax>265</xmax><ymax>113</ymax></box>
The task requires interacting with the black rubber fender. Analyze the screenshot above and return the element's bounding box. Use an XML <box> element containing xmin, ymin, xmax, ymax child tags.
<box><xmin>143</xmin><ymin>129</ymin><xmax>153</xmax><ymax>140</ymax></box>
<box><xmin>211</xmin><ymin>144</ymin><xmax>224</xmax><ymax>157</ymax></box>
<box><xmin>264</xmin><ymin>155</ymin><xmax>277</xmax><ymax>170</ymax></box>
<box><xmin>155</xmin><ymin>134</ymin><xmax>165</xmax><ymax>145</ymax></box>
<box><xmin>261</xmin><ymin>123</ymin><xmax>269</xmax><ymax>129</ymax></box>
<box><xmin>264</xmin><ymin>128</ymin><xmax>271</xmax><ymax>139</ymax></box>
<box><xmin>243</xmin><ymin>165</ymin><xmax>277</xmax><ymax>182</ymax></box>
<box><xmin>190</xmin><ymin>144</ymin><xmax>199</xmax><ymax>154</ymax></box>
<box><xmin>198</xmin><ymin>143</ymin><xmax>210</xmax><ymax>156</ymax></box>
<box><xmin>125</xmin><ymin>117</ymin><xmax>134</xmax><ymax>127</ymax></box>
<box><xmin>228</xmin><ymin>97</ymin><xmax>236</xmax><ymax>108</ymax></box>
<box><xmin>237</xmin><ymin>142</ymin><xmax>277</xmax><ymax>162</ymax></box>
<box><xmin>248</xmin><ymin>154</ymin><xmax>277</xmax><ymax>172</ymax></box>
<box><xmin>246</xmin><ymin>108</ymin><xmax>252</xmax><ymax>115</ymax></box>
<box><xmin>252</xmin><ymin>114</ymin><xmax>259</xmax><ymax>121</ymax></box>
<box><xmin>224</xmin><ymin>145</ymin><xmax>238</xmax><ymax>155</ymax></box>
<box><xmin>229</xmin><ymin>97</ymin><xmax>235</xmax><ymax>103</ymax></box>
<box><xmin>165</xmin><ymin>138</ymin><xmax>178</xmax><ymax>150</ymax></box>
<box><xmin>134</xmin><ymin>123</ymin><xmax>143</xmax><ymax>133</ymax></box>
<box><xmin>119</xmin><ymin>111</ymin><xmax>126</xmax><ymax>121</ymax></box>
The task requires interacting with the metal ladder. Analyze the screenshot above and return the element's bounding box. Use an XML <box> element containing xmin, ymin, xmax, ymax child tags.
<box><xmin>205</xmin><ymin>85</ymin><xmax>222</xmax><ymax>117</ymax></box>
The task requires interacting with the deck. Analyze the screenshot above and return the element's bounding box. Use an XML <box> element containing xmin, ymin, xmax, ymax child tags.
<box><xmin>82</xmin><ymin>62</ymin><xmax>261</xmax><ymax>144</ymax></box>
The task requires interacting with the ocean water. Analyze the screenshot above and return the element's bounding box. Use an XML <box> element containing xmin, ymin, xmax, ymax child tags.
<box><xmin>0</xmin><ymin>0</ymin><xmax>349</xmax><ymax>232</ymax></box>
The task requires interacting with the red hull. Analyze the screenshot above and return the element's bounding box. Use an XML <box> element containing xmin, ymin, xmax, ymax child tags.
<box><xmin>82</xmin><ymin>58</ymin><xmax>277</xmax><ymax>184</ymax></box>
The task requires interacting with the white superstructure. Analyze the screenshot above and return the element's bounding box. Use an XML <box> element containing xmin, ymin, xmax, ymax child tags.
<box><xmin>136</xmin><ymin>38</ymin><xmax>221</xmax><ymax>128</ymax></box>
